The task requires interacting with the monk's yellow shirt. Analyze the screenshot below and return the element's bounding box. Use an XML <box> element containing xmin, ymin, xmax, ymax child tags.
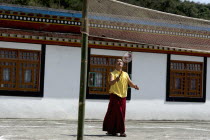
<box><xmin>109</xmin><ymin>70</ymin><xmax>129</xmax><ymax>98</ymax></box>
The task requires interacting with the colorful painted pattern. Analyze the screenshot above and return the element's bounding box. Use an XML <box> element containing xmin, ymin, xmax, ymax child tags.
<box><xmin>0</xmin><ymin>5</ymin><xmax>210</xmax><ymax>38</ymax></box>
<box><xmin>0</xmin><ymin>4</ymin><xmax>210</xmax><ymax>56</ymax></box>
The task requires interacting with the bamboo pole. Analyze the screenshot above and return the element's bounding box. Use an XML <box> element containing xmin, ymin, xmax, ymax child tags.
<box><xmin>77</xmin><ymin>0</ymin><xmax>89</xmax><ymax>140</ymax></box>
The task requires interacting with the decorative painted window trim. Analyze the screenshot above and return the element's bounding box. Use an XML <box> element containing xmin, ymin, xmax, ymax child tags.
<box><xmin>0</xmin><ymin>13</ymin><xmax>81</xmax><ymax>26</ymax></box>
<box><xmin>166</xmin><ymin>54</ymin><xmax>207</xmax><ymax>102</ymax></box>
<box><xmin>0</xmin><ymin>14</ymin><xmax>210</xmax><ymax>38</ymax></box>
<box><xmin>0</xmin><ymin>44</ymin><xmax>46</xmax><ymax>97</ymax></box>
<box><xmin>86</xmin><ymin>49</ymin><xmax>131</xmax><ymax>100</ymax></box>
<box><xmin>89</xmin><ymin>21</ymin><xmax>210</xmax><ymax>39</ymax></box>
<box><xmin>1</xmin><ymin>31</ymin><xmax>210</xmax><ymax>56</ymax></box>
<box><xmin>1</xmin><ymin>8</ymin><xmax>210</xmax><ymax>39</ymax></box>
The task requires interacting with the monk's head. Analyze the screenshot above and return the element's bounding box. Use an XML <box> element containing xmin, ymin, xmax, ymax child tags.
<box><xmin>116</xmin><ymin>59</ymin><xmax>124</xmax><ymax>69</ymax></box>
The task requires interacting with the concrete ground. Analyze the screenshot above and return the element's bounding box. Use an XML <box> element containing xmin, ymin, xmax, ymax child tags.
<box><xmin>0</xmin><ymin>119</ymin><xmax>210</xmax><ymax>140</ymax></box>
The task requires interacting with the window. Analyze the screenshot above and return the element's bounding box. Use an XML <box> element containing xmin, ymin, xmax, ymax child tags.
<box><xmin>170</xmin><ymin>61</ymin><xmax>202</xmax><ymax>97</ymax></box>
<box><xmin>0</xmin><ymin>45</ymin><xmax>45</xmax><ymax>97</ymax></box>
<box><xmin>166</xmin><ymin>55</ymin><xmax>207</xmax><ymax>102</ymax></box>
<box><xmin>87</xmin><ymin>54</ymin><xmax>131</xmax><ymax>100</ymax></box>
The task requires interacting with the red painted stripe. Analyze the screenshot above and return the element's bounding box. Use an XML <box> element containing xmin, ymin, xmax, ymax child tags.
<box><xmin>5</xmin><ymin>11</ymin><xmax>10</xmax><ymax>14</ymax></box>
<box><xmin>28</xmin><ymin>13</ymin><xmax>34</xmax><ymax>16</ymax></box>
<box><xmin>0</xmin><ymin>36</ymin><xmax>210</xmax><ymax>57</ymax></box>
<box><xmin>13</xmin><ymin>12</ymin><xmax>18</xmax><ymax>15</ymax></box>
<box><xmin>37</xmin><ymin>14</ymin><xmax>43</xmax><ymax>17</ymax></box>
<box><xmin>45</xmin><ymin>15</ymin><xmax>50</xmax><ymax>18</ymax></box>
<box><xmin>0</xmin><ymin>36</ymin><xmax>81</xmax><ymax>47</ymax></box>
<box><xmin>75</xmin><ymin>18</ymin><xmax>80</xmax><ymax>21</ymax></box>
<box><xmin>0</xmin><ymin>20</ymin><xmax>81</xmax><ymax>33</ymax></box>
<box><xmin>66</xmin><ymin>17</ymin><xmax>72</xmax><ymax>20</ymax></box>
<box><xmin>20</xmin><ymin>12</ymin><xmax>25</xmax><ymax>15</ymax></box>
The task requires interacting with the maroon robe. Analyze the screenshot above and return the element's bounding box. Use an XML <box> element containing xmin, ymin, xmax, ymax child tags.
<box><xmin>103</xmin><ymin>94</ymin><xmax>126</xmax><ymax>134</ymax></box>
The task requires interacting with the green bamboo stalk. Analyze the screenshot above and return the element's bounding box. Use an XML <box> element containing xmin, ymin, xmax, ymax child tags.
<box><xmin>77</xmin><ymin>0</ymin><xmax>89</xmax><ymax>140</ymax></box>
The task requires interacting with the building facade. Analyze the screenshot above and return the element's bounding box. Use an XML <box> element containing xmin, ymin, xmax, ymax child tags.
<box><xmin>1</xmin><ymin>3</ymin><xmax>210</xmax><ymax>120</ymax></box>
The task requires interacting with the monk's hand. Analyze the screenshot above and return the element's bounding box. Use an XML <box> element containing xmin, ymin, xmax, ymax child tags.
<box><xmin>134</xmin><ymin>85</ymin><xmax>139</xmax><ymax>90</ymax></box>
<box><xmin>116</xmin><ymin>71</ymin><xmax>122</xmax><ymax>82</ymax></box>
<box><xmin>116</xmin><ymin>76</ymin><xmax>120</xmax><ymax>82</ymax></box>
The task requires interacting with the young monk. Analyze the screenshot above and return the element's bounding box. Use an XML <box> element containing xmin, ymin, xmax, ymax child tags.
<box><xmin>103</xmin><ymin>59</ymin><xmax>139</xmax><ymax>137</ymax></box>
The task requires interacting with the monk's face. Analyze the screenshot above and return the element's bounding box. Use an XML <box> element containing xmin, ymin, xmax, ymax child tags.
<box><xmin>116</xmin><ymin>59</ymin><xmax>124</xmax><ymax>68</ymax></box>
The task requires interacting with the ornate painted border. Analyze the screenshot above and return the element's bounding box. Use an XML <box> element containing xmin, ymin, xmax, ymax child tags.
<box><xmin>1</xmin><ymin>9</ymin><xmax>210</xmax><ymax>39</ymax></box>
<box><xmin>0</xmin><ymin>12</ymin><xmax>81</xmax><ymax>26</ymax></box>
<box><xmin>89</xmin><ymin>20</ymin><xmax>210</xmax><ymax>39</ymax></box>
<box><xmin>1</xmin><ymin>32</ymin><xmax>210</xmax><ymax>56</ymax></box>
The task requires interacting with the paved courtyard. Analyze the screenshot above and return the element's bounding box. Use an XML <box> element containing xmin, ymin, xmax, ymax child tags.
<box><xmin>0</xmin><ymin>119</ymin><xmax>210</xmax><ymax>140</ymax></box>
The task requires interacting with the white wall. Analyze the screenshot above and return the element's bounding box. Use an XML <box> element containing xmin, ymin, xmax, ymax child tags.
<box><xmin>1</xmin><ymin>41</ymin><xmax>210</xmax><ymax>120</ymax></box>
<box><xmin>86</xmin><ymin>52</ymin><xmax>210</xmax><ymax>121</ymax></box>
<box><xmin>123</xmin><ymin>52</ymin><xmax>168</xmax><ymax>120</ymax></box>
<box><xmin>126</xmin><ymin>54</ymin><xmax>210</xmax><ymax>120</ymax></box>
<box><xmin>171</xmin><ymin>54</ymin><xmax>204</xmax><ymax>62</ymax></box>
<box><xmin>206</xmin><ymin>58</ymin><xmax>210</xmax><ymax>100</ymax></box>
<box><xmin>0</xmin><ymin>41</ymin><xmax>41</xmax><ymax>50</ymax></box>
<box><xmin>0</xmin><ymin>41</ymin><xmax>81</xmax><ymax>119</ymax></box>
<box><xmin>44</xmin><ymin>45</ymin><xmax>81</xmax><ymax>99</ymax></box>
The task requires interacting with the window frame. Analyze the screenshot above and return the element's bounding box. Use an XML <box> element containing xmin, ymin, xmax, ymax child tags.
<box><xmin>86</xmin><ymin>49</ymin><xmax>131</xmax><ymax>100</ymax></box>
<box><xmin>0</xmin><ymin>44</ymin><xmax>46</xmax><ymax>97</ymax></box>
<box><xmin>166</xmin><ymin>54</ymin><xmax>207</xmax><ymax>102</ymax></box>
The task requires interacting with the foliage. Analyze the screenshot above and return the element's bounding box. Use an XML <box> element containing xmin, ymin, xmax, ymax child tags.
<box><xmin>119</xmin><ymin>0</ymin><xmax>210</xmax><ymax>20</ymax></box>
